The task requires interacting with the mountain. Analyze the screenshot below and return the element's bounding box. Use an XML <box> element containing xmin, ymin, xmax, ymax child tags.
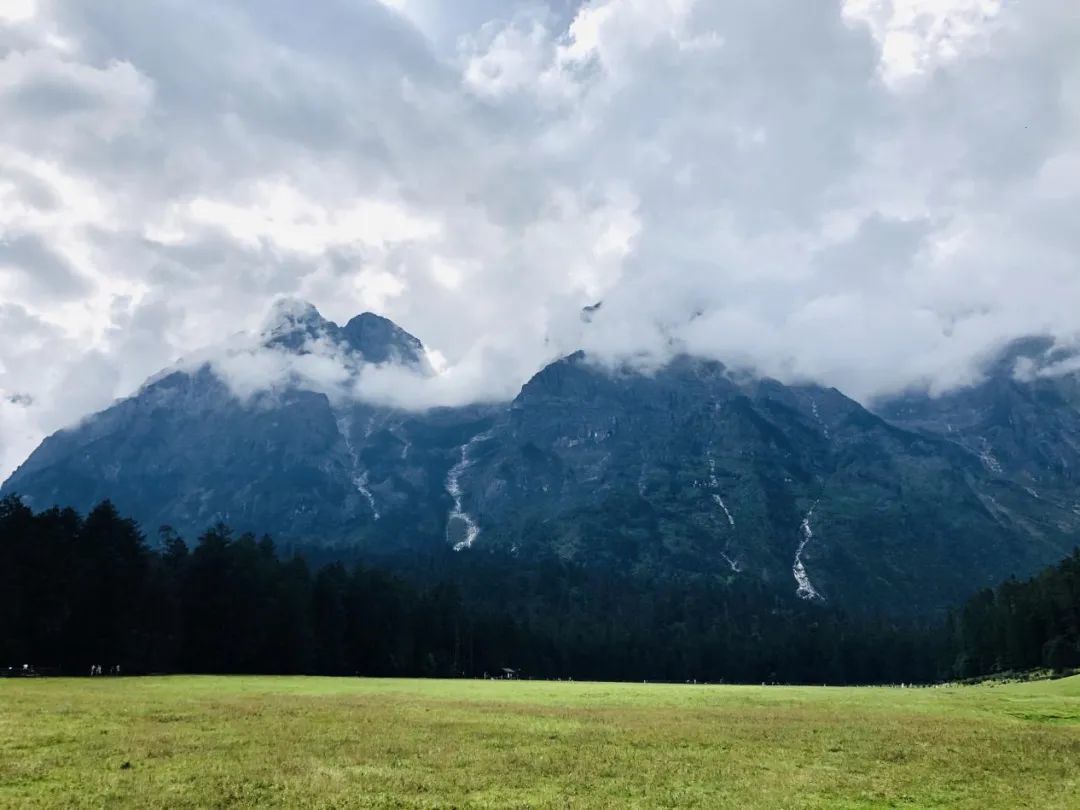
<box><xmin>4</xmin><ymin>303</ymin><xmax>1079</xmax><ymax>614</ymax></box>
<box><xmin>2</xmin><ymin>300</ymin><xmax>486</xmax><ymax>552</ymax></box>
<box><xmin>878</xmin><ymin>337</ymin><xmax>1080</xmax><ymax>501</ymax></box>
<box><xmin>454</xmin><ymin>351</ymin><xmax>1079</xmax><ymax>613</ymax></box>
<box><xmin>261</xmin><ymin>297</ymin><xmax>431</xmax><ymax>370</ymax></box>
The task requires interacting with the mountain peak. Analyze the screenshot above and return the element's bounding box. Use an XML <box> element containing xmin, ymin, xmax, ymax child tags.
<box><xmin>264</xmin><ymin>296</ymin><xmax>323</xmax><ymax>325</ymax></box>
<box><xmin>260</xmin><ymin>297</ymin><xmax>333</xmax><ymax>349</ymax></box>
<box><xmin>259</xmin><ymin>299</ymin><xmax>432</xmax><ymax>372</ymax></box>
<box><xmin>343</xmin><ymin>311</ymin><xmax>429</xmax><ymax>370</ymax></box>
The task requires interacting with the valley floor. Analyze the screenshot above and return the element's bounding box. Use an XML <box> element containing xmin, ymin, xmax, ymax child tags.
<box><xmin>1</xmin><ymin>675</ymin><xmax>1078</xmax><ymax>808</ymax></box>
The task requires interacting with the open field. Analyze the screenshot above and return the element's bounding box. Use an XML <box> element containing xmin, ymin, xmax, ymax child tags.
<box><xmin>1</xmin><ymin>675</ymin><xmax>1079</xmax><ymax>808</ymax></box>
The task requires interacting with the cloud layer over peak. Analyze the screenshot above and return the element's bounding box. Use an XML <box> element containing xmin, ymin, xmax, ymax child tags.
<box><xmin>3</xmin><ymin>0</ymin><xmax>1080</xmax><ymax>479</ymax></box>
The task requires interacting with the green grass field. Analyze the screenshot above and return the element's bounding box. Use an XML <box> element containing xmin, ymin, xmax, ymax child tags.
<box><xmin>1</xmin><ymin>675</ymin><xmax>1078</xmax><ymax>808</ymax></box>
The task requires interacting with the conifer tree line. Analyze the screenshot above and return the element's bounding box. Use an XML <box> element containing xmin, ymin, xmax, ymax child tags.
<box><xmin>2</xmin><ymin>497</ymin><xmax>1077</xmax><ymax>682</ymax></box>
<box><xmin>946</xmin><ymin>548</ymin><xmax>1080</xmax><ymax>677</ymax></box>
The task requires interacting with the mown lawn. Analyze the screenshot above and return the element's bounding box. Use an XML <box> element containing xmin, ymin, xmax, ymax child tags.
<box><xmin>1</xmin><ymin>675</ymin><xmax>1078</xmax><ymax>808</ymax></box>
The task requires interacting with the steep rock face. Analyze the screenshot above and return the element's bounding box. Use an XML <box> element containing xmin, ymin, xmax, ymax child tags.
<box><xmin>451</xmin><ymin>352</ymin><xmax>1080</xmax><ymax>613</ymax></box>
<box><xmin>879</xmin><ymin>338</ymin><xmax>1080</xmax><ymax>509</ymax></box>
<box><xmin>261</xmin><ymin>297</ymin><xmax>431</xmax><ymax>372</ymax></box>
<box><xmin>342</xmin><ymin>312</ymin><xmax>429</xmax><ymax>368</ymax></box>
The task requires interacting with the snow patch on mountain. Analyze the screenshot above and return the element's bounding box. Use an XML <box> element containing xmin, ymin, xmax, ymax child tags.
<box><xmin>712</xmin><ymin>494</ymin><xmax>736</xmax><ymax>528</ymax></box>
<box><xmin>794</xmin><ymin>503</ymin><xmax>823</xmax><ymax>601</ymax></box>
<box><xmin>707</xmin><ymin>453</ymin><xmax>740</xmax><ymax>571</ymax></box>
<box><xmin>335</xmin><ymin>412</ymin><xmax>380</xmax><ymax>520</ymax></box>
<box><xmin>446</xmin><ymin>430</ymin><xmax>492</xmax><ymax>551</ymax></box>
<box><xmin>978</xmin><ymin>440</ymin><xmax>1003</xmax><ymax>475</ymax></box>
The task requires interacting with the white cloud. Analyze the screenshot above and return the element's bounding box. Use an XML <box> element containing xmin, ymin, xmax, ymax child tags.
<box><xmin>0</xmin><ymin>0</ymin><xmax>37</xmax><ymax>25</ymax></box>
<box><xmin>844</xmin><ymin>0</ymin><xmax>1004</xmax><ymax>83</ymax></box>
<box><xmin>3</xmin><ymin>0</ymin><xmax>1080</xmax><ymax>480</ymax></box>
<box><xmin>149</xmin><ymin>181</ymin><xmax>440</xmax><ymax>255</ymax></box>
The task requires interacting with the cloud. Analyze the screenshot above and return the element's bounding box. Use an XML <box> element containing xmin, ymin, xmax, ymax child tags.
<box><xmin>0</xmin><ymin>48</ymin><xmax>153</xmax><ymax>141</ymax></box>
<box><xmin>189</xmin><ymin>300</ymin><xmax>522</xmax><ymax>411</ymax></box>
<box><xmin>3</xmin><ymin>0</ymin><xmax>1080</xmax><ymax>480</ymax></box>
<box><xmin>0</xmin><ymin>232</ymin><xmax>92</xmax><ymax>300</ymax></box>
<box><xmin>206</xmin><ymin>337</ymin><xmax>522</xmax><ymax>412</ymax></box>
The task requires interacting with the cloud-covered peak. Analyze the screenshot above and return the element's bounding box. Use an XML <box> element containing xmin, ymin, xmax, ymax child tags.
<box><xmin>262</xmin><ymin>297</ymin><xmax>325</xmax><ymax>330</ymax></box>
<box><xmin>257</xmin><ymin>298</ymin><xmax>431</xmax><ymax>372</ymax></box>
<box><xmin>260</xmin><ymin>297</ymin><xmax>334</xmax><ymax>348</ymax></box>
<box><xmin>173</xmin><ymin>298</ymin><xmax>444</xmax><ymax>409</ymax></box>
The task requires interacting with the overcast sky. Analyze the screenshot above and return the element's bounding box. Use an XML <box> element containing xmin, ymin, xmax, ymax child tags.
<box><xmin>2</xmin><ymin>0</ymin><xmax>1080</xmax><ymax>480</ymax></box>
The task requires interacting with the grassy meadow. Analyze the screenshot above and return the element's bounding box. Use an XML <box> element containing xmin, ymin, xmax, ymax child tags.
<box><xmin>1</xmin><ymin>675</ymin><xmax>1078</xmax><ymax>809</ymax></box>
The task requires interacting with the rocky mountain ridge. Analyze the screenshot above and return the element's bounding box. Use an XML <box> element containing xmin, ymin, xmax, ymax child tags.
<box><xmin>5</xmin><ymin>302</ymin><xmax>1079</xmax><ymax>614</ymax></box>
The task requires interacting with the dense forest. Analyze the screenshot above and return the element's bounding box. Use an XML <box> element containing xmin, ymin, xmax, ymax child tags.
<box><xmin>947</xmin><ymin>548</ymin><xmax>1080</xmax><ymax>677</ymax></box>
<box><xmin>2</xmin><ymin>497</ymin><xmax>1077</xmax><ymax>683</ymax></box>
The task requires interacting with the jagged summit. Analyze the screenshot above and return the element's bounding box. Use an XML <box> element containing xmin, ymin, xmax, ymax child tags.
<box><xmin>342</xmin><ymin>312</ymin><xmax>429</xmax><ymax>370</ymax></box>
<box><xmin>262</xmin><ymin>297</ymin><xmax>325</xmax><ymax>330</ymax></box>
<box><xmin>258</xmin><ymin>297</ymin><xmax>429</xmax><ymax>372</ymax></box>
<box><xmin>261</xmin><ymin>297</ymin><xmax>336</xmax><ymax>351</ymax></box>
